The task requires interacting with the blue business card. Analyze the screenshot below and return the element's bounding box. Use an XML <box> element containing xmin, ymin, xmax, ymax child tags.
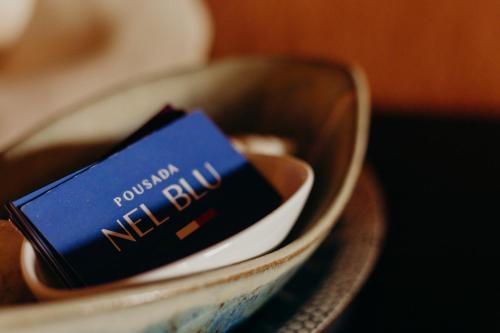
<box><xmin>8</xmin><ymin>110</ymin><xmax>282</xmax><ymax>287</ymax></box>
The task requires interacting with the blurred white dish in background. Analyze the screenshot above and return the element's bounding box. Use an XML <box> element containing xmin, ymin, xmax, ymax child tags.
<box><xmin>21</xmin><ymin>152</ymin><xmax>314</xmax><ymax>300</ymax></box>
<box><xmin>0</xmin><ymin>0</ymin><xmax>35</xmax><ymax>49</ymax></box>
<box><xmin>0</xmin><ymin>0</ymin><xmax>212</xmax><ymax>150</ymax></box>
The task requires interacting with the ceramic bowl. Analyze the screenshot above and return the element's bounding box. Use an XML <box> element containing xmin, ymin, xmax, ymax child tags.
<box><xmin>0</xmin><ymin>57</ymin><xmax>370</xmax><ymax>333</ymax></box>
<box><xmin>21</xmin><ymin>152</ymin><xmax>314</xmax><ymax>300</ymax></box>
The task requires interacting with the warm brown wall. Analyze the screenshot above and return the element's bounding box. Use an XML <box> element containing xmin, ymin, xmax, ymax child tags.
<box><xmin>206</xmin><ymin>0</ymin><xmax>500</xmax><ymax>113</ymax></box>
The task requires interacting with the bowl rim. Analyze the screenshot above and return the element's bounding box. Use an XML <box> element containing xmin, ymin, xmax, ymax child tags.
<box><xmin>0</xmin><ymin>57</ymin><xmax>370</xmax><ymax>321</ymax></box>
<box><xmin>20</xmin><ymin>152</ymin><xmax>315</xmax><ymax>299</ymax></box>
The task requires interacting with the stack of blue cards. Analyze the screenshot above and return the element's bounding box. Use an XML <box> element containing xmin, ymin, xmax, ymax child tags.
<box><xmin>6</xmin><ymin>107</ymin><xmax>282</xmax><ymax>288</ymax></box>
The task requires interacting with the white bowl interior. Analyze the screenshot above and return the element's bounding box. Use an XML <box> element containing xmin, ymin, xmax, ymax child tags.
<box><xmin>22</xmin><ymin>152</ymin><xmax>314</xmax><ymax>300</ymax></box>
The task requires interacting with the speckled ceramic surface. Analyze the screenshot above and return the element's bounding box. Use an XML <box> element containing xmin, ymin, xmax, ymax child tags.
<box><xmin>0</xmin><ymin>57</ymin><xmax>370</xmax><ymax>332</ymax></box>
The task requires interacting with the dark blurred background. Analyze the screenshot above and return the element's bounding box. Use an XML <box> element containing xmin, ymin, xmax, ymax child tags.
<box><xmin>347</xmin><ymin>112</ymin><xmax>500</xmax><ymax>332</ymax></box>
<box><xmin>206</xmin><ymin>0</ymin><xmax>500</xmax><ymax>113</ymax></box>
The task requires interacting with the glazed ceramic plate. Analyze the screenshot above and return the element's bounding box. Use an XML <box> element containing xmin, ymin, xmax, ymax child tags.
<box><xmin>237</xmin><ymin>168</ymin><xmax>385</xmax><ymax>332</ymax></box>
<box><xmin>0</xmin><ymin>57</ymin><xmax>370</xmax><ymax>333</ymax></box>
